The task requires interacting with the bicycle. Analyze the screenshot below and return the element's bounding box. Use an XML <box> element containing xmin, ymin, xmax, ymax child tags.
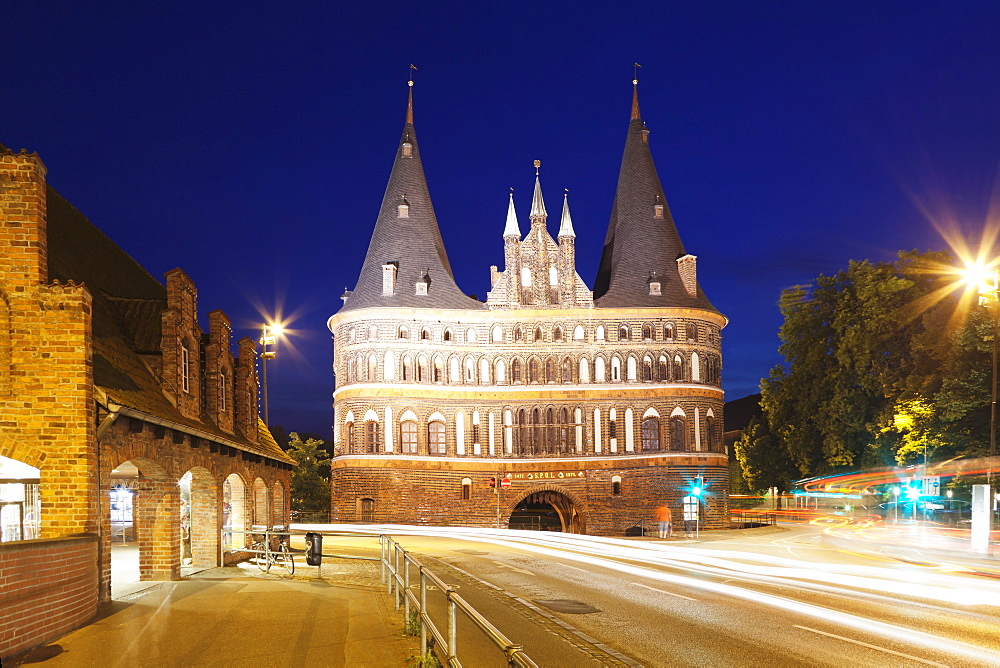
<box><xmin>249</xmin><ymin>526</ymin><xmax>295</xmax><ymax>575</ymax></box>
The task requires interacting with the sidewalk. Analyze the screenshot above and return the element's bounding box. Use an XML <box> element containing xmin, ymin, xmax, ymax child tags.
<box><xmin>10</xmin><ymin>558</ymin><xmax>420</xmax><ymax>667</ymax></box>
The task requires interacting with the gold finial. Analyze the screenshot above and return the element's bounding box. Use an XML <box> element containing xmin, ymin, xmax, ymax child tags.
<box><xmin>533</xmin><ymin>159</ymin><xmax>541</xmax><ymax>175</ymax></box>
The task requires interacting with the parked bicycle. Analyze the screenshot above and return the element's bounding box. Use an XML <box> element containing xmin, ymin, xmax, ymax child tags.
<box><xmin>249</xmin><ymin>525</ymin><xmax>295</xmax><ymax>575</ymax></box>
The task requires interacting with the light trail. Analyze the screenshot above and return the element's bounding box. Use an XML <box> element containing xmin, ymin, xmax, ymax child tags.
<box><xmin>301</xmin><ymin>523</ymin><xmax>1000</xmax><ymax>664</ymax></box>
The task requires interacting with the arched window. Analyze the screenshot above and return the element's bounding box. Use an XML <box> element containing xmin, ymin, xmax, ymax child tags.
<box><xmin>367</xmin><ymin>355</ymin><xmax>377</xmax><ymax>381</ymax></box>
<box><xmin>347</xmin><ymin>357</ymin><xmax>356</xmax><ymax>383</ymax></box>
<box><xmin>658</xmin><ymin>357</ymin><xmax>668</xmax><ymax>381</ymax></box>
<box><xmin>553</xmin><ymin>326</ymin><xmax>563</xmax><ymax>341</ymax></box>
<box><xmin>673</xmin><ymin>356</ymin><xmax>683</xmax><ymax>381</ymax></box>
<box><xmin>402</xmin><ymin>357</ymin><xmax>412</xmax><ymax>381</ymax></box>
<box><xmin>546</xmin><ymin>408</ymin><xmax>555</xmax><ymax>453</ymax></box>
<box><xmin>532</xmin><ymin>408</ymin><xmax>542</xmax><ymax>454</ymax></box>
<box><xmin>545</xmin><ymin>358</ymin><xmax>556</xmax><ymax>382</ymax></box>
<box><xmin>511</xmin><ymin>359</ymin><xmax>522</xmax><ymax>383</ymax></box>
<box><xmin>401</xmin><ymin>420</ymin><xmax>418</xmax><ymax>453</ymax></box>
<box><xmin>612</xmin><ymin>475</ymin><xmax>622</xmax><ymax>496</ymax></box>
<box><xmin>559</xmin><ymin>407</ymin><xmax>569</xmax><ymax>452</ymax></box>
<box><xmin>428</xmin><ymin>421</ymin><xmax>446</xmax><ymax>455</ymax></box>
<box><xmin>417</xmin><ymin>357</ymin><xmax>426</xmax><ymax>382</ymax></box>
<box><xmin>595</xmin><ymin>357</ymin><xmax>606</xmax><ymax>382</ymax></box>
<box><xmin>641</xmin><ymin>417</ymin><xmax>660</xmax><ymax>451</ymax></box>
<box><xmin>398</xmin><ymin>325</ymin><xmax>409</xmax><ymax>339</ymax></box>
<box><xmin>365</xmin><ymin>421</ymin><xmax>379</xmax><ymax>454</ymax></box>
<box><xmin>464</xmin><ymin>357</ymin><xmax>475</xmax><ymax>383</ymax></box>
<box><xmin>443</xmin><ymin>329</ymin><xmax>452</xmax><ymax>342</ymax></box>
<box><xmin>515</xmin><ymin>327</ymin><xmax>524</xmax><ymax>342</ymax></box>
<box><xmin>665</xmin><ymin>323</ymin><xmax>675</xmax><ymax>339</ymax></box>
<box><xmin>345</xmin><ymin>422</ymin><xmax>354</xmax><ymax>452</ymax></box>
<box><xmin>642</xmin><ymin>357</ymin><xmax>653</xmax><ymax>381</ymax></box>
<box><xmin>642</xmin><ymin>324</ymin><xmax>653</xmax><ymax>340</ymax></box>
<box><xmin>492</xmin><ymin>325</ymin><xmax>504</xmax><ymax>342</ymax></box>
<box><xmin>496</xmin><ymin>358</ymin><xmax>507</xmax><ymax>383</ymax></box>
<box><xmin>611</xmin><ymin>357</ymin><xmax>621</xmax><ymax>381</ymax></box>
<box><xmin>534</xmin><ymin>327</ymin><xmax>543</xmax><ymax>342</ymax></box>
<box><xmin>561</xmin><ymin>357</ymin><xmax>573</xmax><ymax>383</ymax></box>
<box><xmin>529</xmin><ymin>359</ymin><xmax>539</xmax><ymax>383</ymax></box>
<box><xmin>596</xmin><ymin>325</ymin><xmax>606</xmax><ymax>341</ymax></box>
<box><xmin>706</xmin><ymin>416</ymin><xmax>716</xmax><ymax>452</ymax></box>
<box><xmin>619</xmin><ymin>325</ymin><xmax>630</xmax><ymax>340</ymax></box>
<box><xmin>517</xmin><ymin>409</ymin><xmax>528</xmax><ymax>454</ymax></box>
<box><xmin>461</xmin><ymin>478</ymin><xmax>472</xmax><ymax>500</ymax></box>
<box><xmin>466</xmin><ymin>327</ymin><xmax>477</xmax><ymax>343</ymax></box>
<box><xmin>670</xmin><ymin>417</ymin><xmax>685</xmax><ymax>452</ymax></box>
<box><xmin>433</xmin><ymin>358</ymin><xmax>443</xmax><ymax>383</ymax></box>
<box><xmin>573</xmin><ymin>325</ymin><xmax>585</xmax><ymax>341</ymax></box>
<box><xmin>420</xmin><ymin>328</ymin><xmax>430</xmax><ymax>340</ymax></box>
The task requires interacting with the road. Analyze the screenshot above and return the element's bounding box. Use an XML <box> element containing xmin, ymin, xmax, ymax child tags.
<box><xmin>301</xmin><ymin>523</ymin><xmax>1000</xmax><ymax>666</ymax></box>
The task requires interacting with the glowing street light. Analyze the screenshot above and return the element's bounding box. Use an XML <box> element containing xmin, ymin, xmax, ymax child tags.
<box><xmin>259</xmin><ymin>323</ymin><xmax>283</xmax><ymax>425</ymax></box>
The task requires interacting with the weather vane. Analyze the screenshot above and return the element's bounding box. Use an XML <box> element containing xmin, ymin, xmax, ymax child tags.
<box><xmin>634</xmin><ymin>61</ymin><xmax>641</xmax><ymax>85</ymax></box>
<box><xmin>409</xmin><ymin>63</ymin><xmax>418</xmax><ymax>86</ymax></box>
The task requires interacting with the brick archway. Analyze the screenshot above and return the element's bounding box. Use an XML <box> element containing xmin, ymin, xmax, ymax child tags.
<box><xmin>505</xmin><ymin>484</ymin><xmax>587</xmax><ymax>534</ymax></box>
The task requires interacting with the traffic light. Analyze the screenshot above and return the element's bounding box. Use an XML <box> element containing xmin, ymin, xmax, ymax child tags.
<box><xmin>487</xmin><ymin>477</ymin><xmax>496</xmax><ymax>488</ymax></box>
<box><xmin>691</xmin><ymin>475</ymin><xmax>704</xmax><ymax>497</ymax></box>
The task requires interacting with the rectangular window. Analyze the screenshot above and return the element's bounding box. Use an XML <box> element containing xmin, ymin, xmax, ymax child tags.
<box><xmin>181</xmin><ymin>344</ymin><xmax>190</xmax><ymax>393</ymax></box>
<box><xmin>609</xmin><ymin>420</ymin><xmax>617</xmax><ymax>439</ymax></box>
<box><xmin>220</xmin><ymin>371</ymin><xmax>227</xmax><ymax>412</ymax></box>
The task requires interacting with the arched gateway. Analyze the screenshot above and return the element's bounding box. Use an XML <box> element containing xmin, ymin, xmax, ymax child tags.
<box><xmin>508</xmin><ymin>489</ymin><xmax>585</xmax><ymax>534</ymax></box>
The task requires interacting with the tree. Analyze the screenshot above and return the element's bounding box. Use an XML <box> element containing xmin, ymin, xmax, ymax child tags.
<box><xmin>760</xmin><ymin>250</ymin><xmax>989</xmax><ymax>478</ymax></box>
<box><xmin>733</xmin><ymin>415</ymin><xmax>798</xmax><ymax>492</ymax></box>
<box><xmin>286</xmin><ymin>432</ymin><xmax>331</xmax><ymax>514</ymax></box>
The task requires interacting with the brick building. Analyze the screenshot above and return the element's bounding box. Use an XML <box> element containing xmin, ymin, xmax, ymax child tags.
<box><xmin>327</xmin><ymin>81</ymin><xmax>728</xmax><ymax>535</ymax></box>
<box><xmin>0</xmin><ymin>146</ymin><xmax>294</xmax><ymax>659</ymax></box>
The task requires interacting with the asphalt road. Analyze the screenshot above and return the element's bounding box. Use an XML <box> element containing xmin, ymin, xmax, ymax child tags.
<box><xmin>323</xmin><ymin>524</ymin><xmax>1000</xmax><ymax>667</ymax></box>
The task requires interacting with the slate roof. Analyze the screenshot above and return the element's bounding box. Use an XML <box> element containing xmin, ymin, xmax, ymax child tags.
<box><xmin>592</xmin><ymin>85</ymin><xmax>721</xmax><ymax>314</ymax></box>
<box><xmin>337</xmin><ymin>86</ymin><xmax>484</xmax><ymax>313</ymax></box>
<box><xmin>44</xmin><ymin>185</ymin><xmax>293</xmax><ymax>465</ymax></box>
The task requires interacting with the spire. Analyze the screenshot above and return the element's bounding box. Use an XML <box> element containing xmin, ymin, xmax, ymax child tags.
<box><xmin>406</xmin><ymin>79</ymin><xmax>414</xmax><ymax>125</ymax></box>
<box><xmin>631</xmin><ymin>78</ymin><xmax>641</xmax><ymax>120</ymax></box>
<box><xmin>593</xmin><ymin>80</ymin><xmax>719</xmax><ymax>313</ymax></box>
<box><xmin>503</xmin><ymin>191</ymin><xmax>521</xmax><ymax>238</ymax></box>
<box><xmin>339</xmin><ymin>82</ymin><xmax>482</xmax><ymax>312</ymax></box>
<box><xmin>558</xmin><ymin>191</ymin><xmax>575</xmax><ymax>238</ymax></box>
<box><xmin>529</xmin><ymin>160</ymin><xmax>547</xmax><ymax>221</ymax></box>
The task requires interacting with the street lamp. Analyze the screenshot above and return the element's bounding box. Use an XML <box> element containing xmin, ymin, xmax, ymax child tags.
<box><xmin>962</xmin><ymin>263</ymin><xmax>998</xmax><ymax>487</ymax></box>
<box><xmin>259</xmin><ymin>323</ymin><xmax>282</xmax><ymax>425</ymax></box>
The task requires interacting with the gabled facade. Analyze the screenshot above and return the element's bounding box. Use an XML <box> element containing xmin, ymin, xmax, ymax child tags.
<box><xmin>327</xmin><ymin>82</ymin><xmax>727</xmax><ymax>536</ymax></box>
<box><xmin>0</xmin><ymin>146</ymin><xmax>294</xmax><ymax>660</ymax></box>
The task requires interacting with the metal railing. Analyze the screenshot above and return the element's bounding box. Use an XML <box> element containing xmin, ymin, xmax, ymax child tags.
<box><xmin>380</xmin><ymin>535</ymin><xmax>538</xmax><ymax>668</ymax></box>
<box><xmin>730</xmin><ymin>511</ymin><xmax>777</xmax><ymax>528</ymax></box>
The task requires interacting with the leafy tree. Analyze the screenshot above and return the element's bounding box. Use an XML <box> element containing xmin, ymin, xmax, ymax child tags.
<box><xmin>733</xmin><ymin>415</ymin><xmax>798</xmax><ymax>491</ymax></box>
<box><xmin>759</xmin><ymin>250</ymin><xmax>991</xmax><ymax>479</ymax></box>
<box><xmin>286</xmin><ymin>432</ymin><xmax>331</xmax><ymax>513</ymax></box>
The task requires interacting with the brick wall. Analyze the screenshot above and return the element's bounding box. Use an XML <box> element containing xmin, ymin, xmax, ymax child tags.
<box><xmin>0</xmin><ymin>535</ymin><xmax>98</xmax><ymax>660</ymax></box>
<box><xmin>330</xmin><ymin>454</ymin><xmax>729</xmax><ymax>535</ymax></box>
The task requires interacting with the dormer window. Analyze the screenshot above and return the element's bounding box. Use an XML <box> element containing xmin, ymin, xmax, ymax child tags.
<box><xmin>648</xmin><ymin>271</ymin><xmax>661</xmax><ymax>296</ymax></box>
<box><xmin>653</xmin><ymin>204</ymin><xmax>664</xmax><ymax>219</ymax></box>
<box><xmin>402</xmin><ymin>142</ymin><xmax>412</xmax><ymax>157</ymax></box>
<box><xmin>642</xmin><ymin>127</ymin><xmax>650</xmax><ymax>144</ymax></box>
<box><xmin>415</xmin><ymin>270</ymin><xmax>430</xmax><ymax>296</ymax></box>
<box><xmin>398</xmin><ymin>202</ymin><xmax>409</xmax><ymax>218</ymax></box>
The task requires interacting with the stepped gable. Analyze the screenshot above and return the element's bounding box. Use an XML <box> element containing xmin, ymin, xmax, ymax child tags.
<box><xmin>43</xmin><ymin>183</ymin><xmax>292</xmax><ymax>463</ymax></box>
<box><xmin>338</xmin><ymin>83</ymin><xmax>483</xmax><ymax>313</ymax></box>
<box><xmin>593</xmin><ymin>82</ymin><xmax>720</xmax><ymax>313</ymax></box>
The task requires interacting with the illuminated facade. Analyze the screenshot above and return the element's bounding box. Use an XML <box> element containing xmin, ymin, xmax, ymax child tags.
<box><xmin>327</xmin><ymin>83</ymin><xmax>728</xmax><ymax>535</ymax></box>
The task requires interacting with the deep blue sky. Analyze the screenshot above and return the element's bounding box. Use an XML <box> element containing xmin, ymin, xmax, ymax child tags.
<box><xmin>5</xmin><ymin>2</ymin><xmax>999</xmax><ymax>436</ymax></box>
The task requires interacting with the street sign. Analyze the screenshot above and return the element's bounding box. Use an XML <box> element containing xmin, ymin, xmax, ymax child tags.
<box><xmin>500</xmin><ymin>478</ymin><xmax>511</xmax><ymax>489</ymax></box>
<box><xmin>922</xmin><ymin>476</ymin><xmax>940</xmax><ymax>496</ymax></box>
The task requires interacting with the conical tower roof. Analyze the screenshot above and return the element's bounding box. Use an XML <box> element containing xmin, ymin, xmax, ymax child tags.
<box><xmin>593</xmin><ymin>82</ymin><xmax>719</xmax><ymax>313</ymax></box>
<box><xmin>339</xmin><ymin>84</ymin><xmax>482</xmax><ymax>312</ymax></box>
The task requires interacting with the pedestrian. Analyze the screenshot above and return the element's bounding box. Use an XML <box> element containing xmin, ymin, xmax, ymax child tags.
<box><xmin>655</xmin><ymin>504</ymin><xmax>672</xmax><ymax>539</ymax></box>
<box><xmin>681</xmin><ymin>494</ymin><xmax>699</xmax><ymax>537</ymax></box>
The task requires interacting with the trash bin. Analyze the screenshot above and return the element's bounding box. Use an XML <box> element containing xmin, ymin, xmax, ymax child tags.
<box><xmin>305</xmin><ymin>532</ymin><xmax>322</xmax><ymax>566</ymax></box>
